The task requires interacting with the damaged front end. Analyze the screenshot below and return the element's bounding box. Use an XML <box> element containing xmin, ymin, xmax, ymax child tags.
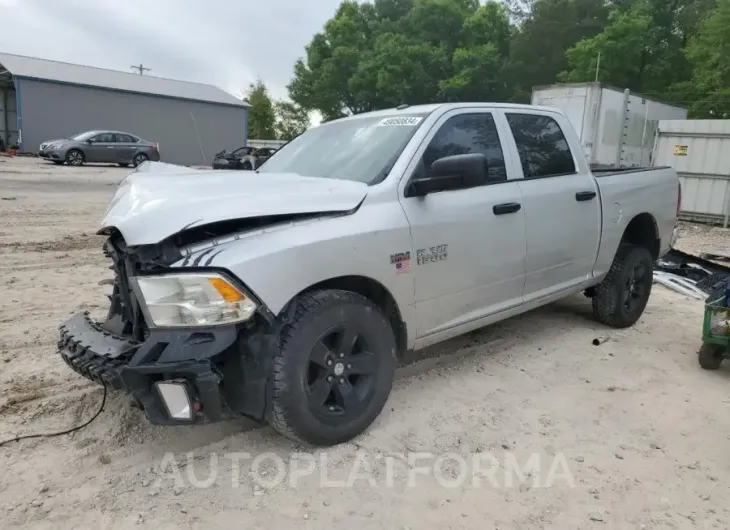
<box><xmin>57</xmin><ymin>231</ymin><xmax>278</xmax><ymax>425</ymax></box>
<box><xmin>57</xmin><ymin>166</ymin><xmax>368</xmax><ymax>425</ymax></box>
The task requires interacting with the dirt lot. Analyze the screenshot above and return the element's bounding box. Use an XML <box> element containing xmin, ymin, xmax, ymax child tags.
<box><xmin>2</xmin><ymin>155</ymin><xmax>730</xmax><ymax>529</ymax></box>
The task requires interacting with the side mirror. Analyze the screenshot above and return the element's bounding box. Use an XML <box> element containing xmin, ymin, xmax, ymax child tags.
<box><xmin>86</xmin><ymin>139</ymin><xmax>94</xmax><ymax>144</ymax></box>
<box><xmin>406</xmin><ymin>153</ymin><xmax>488</xmax><ymax>198</ymax></box>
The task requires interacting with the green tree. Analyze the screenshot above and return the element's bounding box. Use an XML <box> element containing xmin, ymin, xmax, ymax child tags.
<box><xmin>275</xmin><ymin>100</ymin><xmax>311</xmax><ymax>141</ymax></box>
<box><xmin>680</xmin><ymin>0</ymin><xmax>730</xmax><ymax>117</ymax></box>
<box><xmin>559</xmin><ymin>0</ymin><xmax>716</xmax><ymax>95</ymax></box>
<box><xmin>440</xmin><ymin>2</ymin><xmax>513</xmax><ymax>101</ymax></box>
<box><xmin>288</xmin><ymin>0</ymin><xmax>513</xmax><ymax>117</ymax></box>
<box><xmin>558</xmin><ymin>9</ymin><xmax>654</xmax><ymax>90</ymax></box>
<box><xmin>508</xmin><ymin>0</ymin><xmax>610</xmax><ymax>101</ymax></box>
<box><xmin>243</xmin><ymin>79</ymin><xmax>277</xmax><ymax>140</ymax></box>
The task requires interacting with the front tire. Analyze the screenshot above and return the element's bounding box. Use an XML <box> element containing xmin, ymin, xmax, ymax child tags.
<box><xmin>65</xmin><ymin>149</ymin><xmax>84</xmax><ymax>166</ymax></box>
<box><xmin>592</xmin><ymin>244</ymin><xmax>653</xmax><ymax>328</ymax></box>
<box><xmin>269</xmin><ymin>289</ymin><xmax>397</xmax><ymax>446</ymax></box>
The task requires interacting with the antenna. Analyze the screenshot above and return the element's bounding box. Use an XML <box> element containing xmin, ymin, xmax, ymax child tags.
<box><xmin>130</xmin><ymin>64</ymin><xmax>151</xmax><ymax>75</ymax></box>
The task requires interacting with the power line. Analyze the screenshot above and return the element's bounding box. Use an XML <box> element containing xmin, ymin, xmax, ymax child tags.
<box><xmin>130</xmin><ymin>64</ymin><xmax>151</xmax><ymax>75</ymax></box>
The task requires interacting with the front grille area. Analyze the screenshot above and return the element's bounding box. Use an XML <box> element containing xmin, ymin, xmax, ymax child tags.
<box><xmin>102</xmin><ymin>239</ymin><xmax>148</xmax><ymax>341</ymax></box>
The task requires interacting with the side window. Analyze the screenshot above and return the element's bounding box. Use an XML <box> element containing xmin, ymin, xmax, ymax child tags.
<box><xmin>116</xmin><ymin>134</ymin><xmax>136</xmax><ymax>143</ymax></box>
<box><xmin>505</xmin><ymin>113</ymin><xmax>576</xmax><ymax>178</ymax></box>
<box><xmin>422</xmin><ymin>113</ymin><xmax>507</xmax><ymax>183</ymax></box>
<box><xmin>93</xmin><ymin>133</ymin><xmax>114</xmax><ymax>143</ymax></box>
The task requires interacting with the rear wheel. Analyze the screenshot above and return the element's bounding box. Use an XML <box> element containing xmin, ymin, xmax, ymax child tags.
<box><xmin>698</xmin><ymin>343</ymin><xmax>724</xmax><ymax>370</ymax></box>
<box><xmin>268</xmin><ymin>289</ymin><xmax>396</xmax><ymax>446</ymax></box>
<box><xmin>592</xmin><ymin>244</ymin><xmax>653</xmax><ymax>328</ymax></box>
<box><xmin>132</xmin><ymin>153</ymin><xmax>148</xmax><ymax>167</ymax></box>
<box><xmin>65</xmin><ymin>149</ymin><xmax>84</xmax><ymax>166</ymax></box>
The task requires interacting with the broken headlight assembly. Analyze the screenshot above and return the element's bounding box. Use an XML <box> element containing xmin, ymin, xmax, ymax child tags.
<box><xmin>132</xmin><ymin>273</ymin><xmax>258</xmax><ymax>327</ymax></box>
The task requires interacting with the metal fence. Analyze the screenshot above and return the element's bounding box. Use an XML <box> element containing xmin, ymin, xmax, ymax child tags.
<box><xmin>653</xmin><ymin>120</ymin><xmax>730</xmax><ymax>227</ymax></box>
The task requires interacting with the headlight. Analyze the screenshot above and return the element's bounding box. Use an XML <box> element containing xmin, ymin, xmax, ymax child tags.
<box><xmin>132</xmin><ymin>273</ymin><xmax>258</xmax><ymax>327</ymax></box>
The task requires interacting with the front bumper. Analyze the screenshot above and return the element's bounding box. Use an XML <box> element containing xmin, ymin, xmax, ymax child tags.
<box><xmin>58</xmin><ymin>312</ymin><xmax>272</xmax><ymax>425</ymax></box>
<box><xmin>39</xmin><ymin>150</ymin><xmax>62</xmax><ymax>160</ymax></box>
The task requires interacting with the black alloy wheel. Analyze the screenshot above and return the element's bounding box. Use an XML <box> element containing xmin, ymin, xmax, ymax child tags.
<box><xmin>306</xmin><ymin>324</ymin><xmax>379</xmax><ymax>421</ymax></box>
<box><xmin>268</xmin><ymin>289</ymin><xmax>396</xmax><ymax>446</ymax></box>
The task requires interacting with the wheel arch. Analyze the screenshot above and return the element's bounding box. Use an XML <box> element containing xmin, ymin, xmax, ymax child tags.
<box><xmin>66</xmin><ymin>147</ymin><xmax>85</xmax><ymax>161</ymax></box>
<box><xmin>283</xmin><ymin>275</ymin><xmax>409</xmax><ymax>356</ymax></box>
<box><xmin>621</xmin><ymin>212</ymin><xmax>660</xmax><ymax>260</ymax></box>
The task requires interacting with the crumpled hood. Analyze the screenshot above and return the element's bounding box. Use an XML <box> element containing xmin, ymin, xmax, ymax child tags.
<box><xmin>100</xmin><ymin>162</ymin><xmax>368</xmax><ymax>246</ymax></box>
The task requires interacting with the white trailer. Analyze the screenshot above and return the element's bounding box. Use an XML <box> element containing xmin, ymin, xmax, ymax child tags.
<box><xmin>531</xmin><ymin>83</ymin><xmax>687</xmax><ymax>168</ymax></box>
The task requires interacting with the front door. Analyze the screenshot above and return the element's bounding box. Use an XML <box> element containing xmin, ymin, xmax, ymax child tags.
<box><xmin>503</xmin><ymin>111</ymin><xmax>602</xmax><ymax>300</ymax></box>
<box><xmin>398</xmin><ymin>110</ymin><xmax>527</xmax><ymax>340</ymax></box>
<box><xmin>88</xmin><ymin>132</ymin><xmax>117</xmax><ymax>163</ymax></box>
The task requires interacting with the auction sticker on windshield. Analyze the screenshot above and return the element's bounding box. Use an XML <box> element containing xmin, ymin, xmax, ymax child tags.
<box><xmin>378</xmin><ymin>116</ymin><xmax>423</xmax><ymax>127</ymax></box>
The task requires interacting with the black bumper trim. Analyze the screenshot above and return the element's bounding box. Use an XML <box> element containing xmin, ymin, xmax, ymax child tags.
<box><xmin>57</xmin><ymin>311</ymin><xmax>270</xmax><ymax>425</ymax></box>
<box><xmin>58</xmin><ymin>312</ymin><xmax>136</xmax><ymax>390</ymax></box>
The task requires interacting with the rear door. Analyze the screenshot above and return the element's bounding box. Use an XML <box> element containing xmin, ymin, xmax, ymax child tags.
<box><xmin>114</xmin><ymin>134</ymin><xmax>138</xmax><ymax>163</ymax></box>
<box><xmin>502</xmin><ymin>111</ymin><xmax>601</xmax><ymax>300</ymax></box>
<box><xmin>398</xmin><ymin>109</ymin><xmax>527</xmax><ymax>339</ymax></box>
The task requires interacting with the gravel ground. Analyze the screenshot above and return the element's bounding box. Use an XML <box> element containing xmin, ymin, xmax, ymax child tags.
<box><xmin>2</xmin><ymin>156</ymin><xmax>730</xmax><ymax>529</ymax></box>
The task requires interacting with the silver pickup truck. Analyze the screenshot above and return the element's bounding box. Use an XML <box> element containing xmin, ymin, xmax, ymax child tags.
<box><xmin>58</xmin><ymin>102</ymin><xmax>680</xmax><ymax>446</ymax></box>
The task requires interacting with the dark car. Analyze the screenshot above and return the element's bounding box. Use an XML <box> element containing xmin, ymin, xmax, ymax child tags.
<box><xmin>38</xmin><ymin>130</ymin><xmax>161</xmax><ymax>167</ymax></box>
<box><xmin>212</xmin><ymin>146</ymin><xmax>277</xmax><ymax>170</ymax></box>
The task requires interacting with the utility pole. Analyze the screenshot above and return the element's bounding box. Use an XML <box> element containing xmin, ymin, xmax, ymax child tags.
<box><xmin>130</xmin><ymin>64</ymin><xmax>151</xmax><ymax>75</ymax></box>
<box><xmin>595</xmin><ymin>52</ymin><xmax>601</xmax><ymax>82</ymax></box>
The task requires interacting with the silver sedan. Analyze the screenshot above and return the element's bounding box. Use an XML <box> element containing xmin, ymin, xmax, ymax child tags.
<box><xmin>38</xmin><ymin>130</ymin><xmax>161</xmax><ymax>167</ymax></box>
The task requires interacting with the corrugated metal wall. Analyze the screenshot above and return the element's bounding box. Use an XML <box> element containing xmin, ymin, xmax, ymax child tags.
<box><xmin>654</xmin><ymin>119</ymin><xmax>730</xmax><ymax>225</ymax></box>
<box><xmin>0</xmin><ymin>85</ymin><xmax>18</xmax><ymax>147</ymax></box>
<box><xmin>16</xmin><ymin>79</ymin><xmax>247</xmax><ymax>166</ymax></box>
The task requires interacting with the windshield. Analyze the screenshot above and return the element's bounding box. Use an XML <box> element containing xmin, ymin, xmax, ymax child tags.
<box><xmin>257</xmin><ymin>113</ymin><xmax>428</xmax><ymax>185</ymax></box>
<box><xmin>70</xmin><ymin>131</ymin><xmax>97</xmax><ymax>141</ymax></box>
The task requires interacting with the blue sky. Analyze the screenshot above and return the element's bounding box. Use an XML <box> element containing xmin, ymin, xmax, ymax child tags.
<box><xmin>0</xmin><ymin>0</ymin><xmax>342</xmax><ymax>100</ymax></box>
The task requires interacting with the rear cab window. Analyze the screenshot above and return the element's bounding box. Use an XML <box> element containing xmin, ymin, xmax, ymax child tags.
<box><xmin>505</xmin><ymin>113</ymin><xmax>576</xmax><ymax>178</ymax></box>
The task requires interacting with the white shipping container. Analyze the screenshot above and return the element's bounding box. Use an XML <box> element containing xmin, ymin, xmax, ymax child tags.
<box><xmin>531</xmin><ymin>83</ymin><xmax>687</xmax><ymax>168</ymax></box>
<box><xmin>652</xmin><ymin>119</ymin><xmax>730</xmax><ymax>226</ymax></box>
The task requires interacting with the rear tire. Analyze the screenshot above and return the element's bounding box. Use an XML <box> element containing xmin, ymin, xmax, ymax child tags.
<box><xmin>65</xmin><ymin>149</ymin><xmax>84</xmax><ymax>166</ymax></box>
<box><xmin>132</xmin><ymin>153</ymin><xmax>148</xmax><ymax>167</ymax></box>
<box><xmin>268</xmin><ymin>289</ymin><xmax>396</xmax><ymax>446</ymax></box>
<box><xmin>592</xmin><ymin>244</ymin><xmax>653</xmax><ymax>328</ymax></box>
<box><xmin>698</xmin><ymin>343</ymin><xmax>724</xmax><ymax>370</ymax></box>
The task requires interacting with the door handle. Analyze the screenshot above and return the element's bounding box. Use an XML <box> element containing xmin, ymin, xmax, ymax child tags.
<box><xmin>576</xmin><ymin>191</ymin><xmax>597</xmax><ymax>201</ymax></box>
<box><xmin>493</xmin><ymin>202</ymin><xmax>522</xmax><ymax>215</ymax></box>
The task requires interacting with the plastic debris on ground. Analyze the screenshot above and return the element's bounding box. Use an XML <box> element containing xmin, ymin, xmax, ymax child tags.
<box><xmin>654</xmin><ymin>249</ymin><xmax>730</xmax><ymax>298</ymax></box>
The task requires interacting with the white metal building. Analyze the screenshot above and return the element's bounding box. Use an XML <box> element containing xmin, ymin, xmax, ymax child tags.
<box><xmin>0</xmin><ymin>52</ymin><xmax>249</xmax><ymax>165</ymax></box>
